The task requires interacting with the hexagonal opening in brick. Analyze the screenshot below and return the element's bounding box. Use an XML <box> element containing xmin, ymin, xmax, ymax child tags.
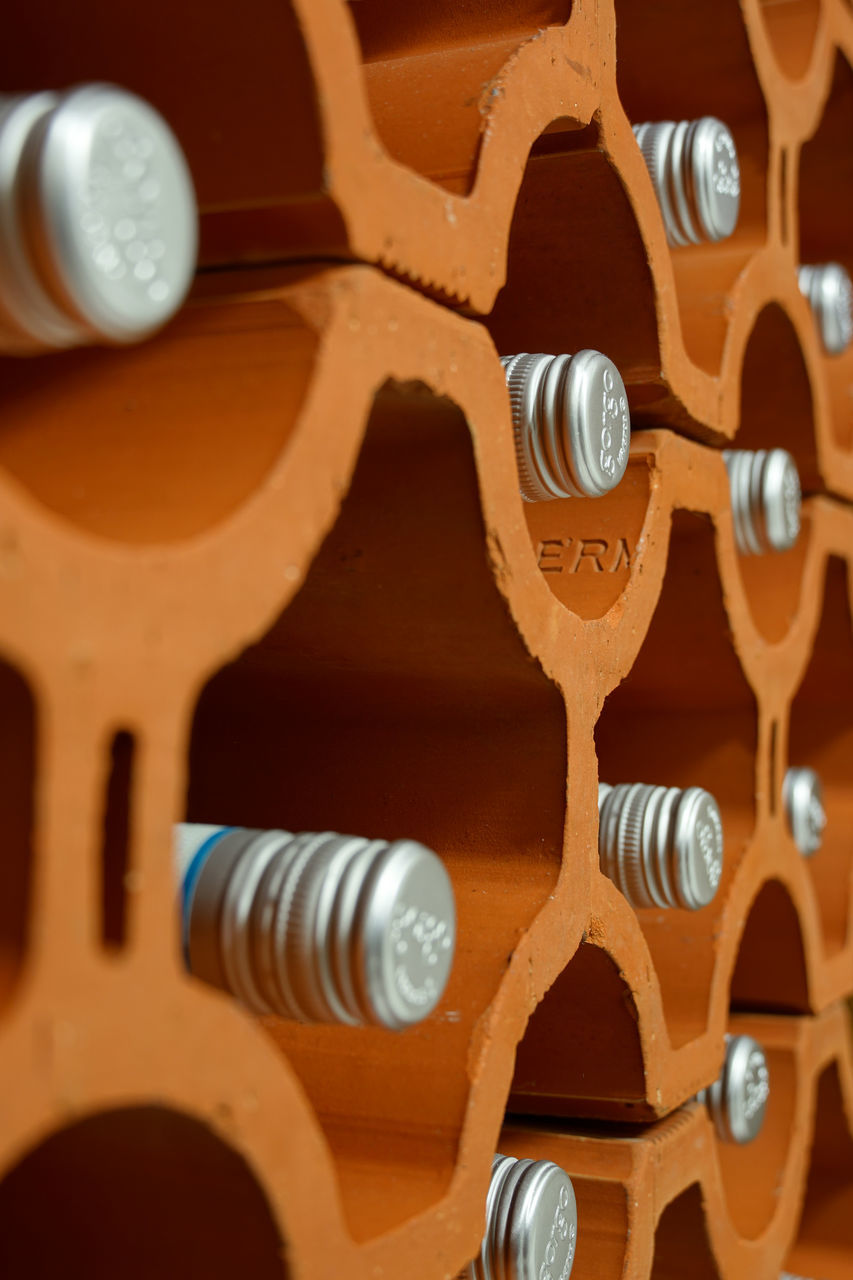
<box><xmin>651</xmin><ymin>1183</ymin><xmax>722</xmax><ymax>1280</ymax></box>
<box><xmin>729</xmin><ymin>879</ymin><xmax>810</xmax><ymax>1014</ymax></box>
<box><xmin>782</xmin><ymin>1058</ymin><xmax>853</xmax><ymax>1277</ymax></box>
<box><xmin>714</xmin><ymin>1015</ymin><xmax>797</xmax><ymax>1241</ymax></box>
<box><xmin>184</xmin><ymin>379</ymin><xmax>568</xmax><ymax>1241</ymax></box>
<box><xmin>487</xmin><ymin>120</ymin><xmax>663</xmax><ymax>403</ymax></box>
<box><xmin>615</xmin><ymin>0</ymin><xmax>770</xmax><ymax>377</ymax></box>
<box><xmin>788</xmin><ymin>555</ymin><xmax>853</xmax><ymax>957</ymax></box>
<box><xmin>730</xmin><ymin>302</ymin><xmax>817</xmax><ymax>643</ymax></box>
<box><xmin>0</xmin><ymin>1105</ymin><xmax>285</xmax><ymax>1279</ymax></box>
<box><xmin>594</xmin><ymin>509</ymin><xmax>758</xmax><ymax>1049</ymax></box>
<box><xmin>799</xmin><ymin>52</ymin><xmax>853</xmax><ymax>449</ymax></box>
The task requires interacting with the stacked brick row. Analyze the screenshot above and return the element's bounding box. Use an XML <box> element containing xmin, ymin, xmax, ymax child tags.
<box><xmin>0</xmin><ymin>2</ymin><xmax>852</xmax><ymax>1278</ymax></box>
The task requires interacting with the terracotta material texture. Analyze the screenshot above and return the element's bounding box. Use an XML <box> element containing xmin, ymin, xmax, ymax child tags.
<box><xmin>1</xmin><ymin>3</ymin><xmax>853</xmax><ymax>1280</ymax></box>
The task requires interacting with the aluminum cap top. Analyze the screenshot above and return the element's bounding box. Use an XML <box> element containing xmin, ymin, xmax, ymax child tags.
<box><xmin>473</xmin><ymin>1156</ymin><xmax>577</xmax><ymax>1280</ymax></box>
<box><xmin>712</xmin><ymin>1034</ymin><xmax>770</xmax><ymax>1144</ymax></box>
<box><xmin>564</xmin><ymin>350</ymin><xmax>631</xmax><ymax>497</ymax></box>
<box><xmin>24</xmin><ymin>84</ymin><xmax>197</xmax><ymax>342</ymax></box>
<box><xmin>357</xmin><ymin>837</ymin><xmax>456</xmax><ymax>1029</ymax></box>
<box><xmin>671</xmin><ymin>786</ymin><xmax>724</xmax><ymax>910</ymax></box>
<box><xmin>784</xmin><ymin>767</ymin><xmax>826</xmax><ymax>857</ymax></box>
<box><xmin>689</xmin><ymin>116</ymin><xmax>741</xmax><ymax>242</ymax></box>
<box><xmin>760</xmin><ymin>449</ymin><xmax>802</xmax><ymax>552</ymax></box>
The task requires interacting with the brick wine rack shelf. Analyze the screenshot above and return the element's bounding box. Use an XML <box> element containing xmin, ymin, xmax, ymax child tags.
<box><xmin>1</xmin><ymin>3</ymin><xmax>853</xmax><ymax>1279</ymax></box>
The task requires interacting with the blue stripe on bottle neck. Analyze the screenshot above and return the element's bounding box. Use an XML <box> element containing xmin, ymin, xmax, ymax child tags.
<box><xmin>181</xmin><ymin>827</ymin><xmax>235</xmax><ymax>967</ymax></box>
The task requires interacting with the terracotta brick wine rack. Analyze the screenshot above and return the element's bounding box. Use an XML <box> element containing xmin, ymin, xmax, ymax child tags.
<box><xmin>1</xmin><ymin>2</ymin><xmax>853</xmax><ymax>1279</ymax></box>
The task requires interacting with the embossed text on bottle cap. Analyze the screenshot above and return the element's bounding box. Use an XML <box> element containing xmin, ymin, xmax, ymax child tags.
<box><xmin>466</xmin><ymin>1155</ymin><xmax>578</xmax><ymax>1280</ymax></box>
<box><xmin>358</xmin><ymin>837</ymin><xmax>456</xmax><ymax>1030</ymax></box>
<box><xmin>27</xmin><ymin>83</ymin><xmax>197</xmax><ymax>342</ymax></box>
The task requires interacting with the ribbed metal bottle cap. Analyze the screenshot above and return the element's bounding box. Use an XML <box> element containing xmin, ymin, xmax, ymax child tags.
<box><xmin>783</xmin><ymin>767</ymin><xmax>826</xmax><ymax>857</ymax></box>
<box><xmin>598</xmin><ymin>783</ymin><xmax>723</xmax><ymax>911</ymax></box>
<box><xmin>177</xmin><ymin>824</ymin><xmax>455</xmax><ymax>1030</ymax></box>
<box><xmin>467</xmin><ymin>1155</ymin><xmax>578</xmax><ymax>1280</ymax></box>
<box><xmin>501</xmin><ymin>351</ymin><xmax>630</xmax><ymax>501</ymax></box>
<box><xmin>698</xmin><ymin>1034</ymin><xmax>770</xmax><ymax>1144</ymax></box>
<box><xmin>799</xmin><ymin>263</ymin><xmax>853</xmax><ymax>355</ymax></box>
<box><xmin>1</xmin><ymin>83</ymin><xmax>196</xmax><ymax>351</ymax></box>
<box><xmin>723</xmin><ymin>448</ymin><xmax>801</xmax><ymax>555</ymax></box>
<box><xmin>633</xmin><ymin>116</ymin><xmax>740</xmax><ymax>246</ymax></box>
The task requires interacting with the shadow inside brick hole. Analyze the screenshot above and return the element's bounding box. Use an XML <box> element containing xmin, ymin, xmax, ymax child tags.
<box><xmin>508</xmin><ymin>940</ymin><xmax>649</xmax><ymax>1121</ymax></box>
<box><xmin>757</xmin><ymin>0</ymin><xmax>822</xmax><ymax>83</ymax></box>
<box><xmin>185</xmin><ymin>380</ymin><xmax>568</xmax><ymax>1241</ymax></box>
<box><xmin>0</xmin><ymin>1106</ymin><xmax>286</xmax><ymax>1280</ymax></box>
<box><xmin>787</xmin><ymin>556</ymin><xmax>853</xmax><ymax>959</ymax></box>
<box><xmin>613</xmin><ymin>0</ymin><xmax>770</xmax><ymax>378</ymax></box>
<box><xmin>486</xmin><ymin>121</ymin><xmax>664</xmax><ymax>410</ymax></box>
<box><xmin>729</xmin><ymin>879</ymin><xmax>811</xmax><ymax>1014</ymax></box>
<box><xmin>594</xmin><ymin>510</ymin><xmax>758</xmax><ymax>1050</ymax></box>
<box><xmin>729</xmin><ymin>302</ymin><xmax>816</xmax><ymax>645</ymax></box>
<box><xmin>347</xmin><ymin>1</ymin><xmax>573</xmax><ymax>196</ymax></box>
<box><xmin>651</xmin><ymin>1184</ymin><xmax>722</xmax><ymax>1280</ymax></box>
<box><xmin>782</xmin><ymin>1061</ymin><xmax>853</xmax><ymax>1280</ymax></box>
<box><xmin>0</xmin><ymin>296</ymin><xmax>318</xmax><ymax>545</ymax></box>
<box><xmin>716</xmin><ymin>1014</ymin><xmax>797</xmax><ymax>1241</ymax></box>
<box><xmin>799</xmin><ymin>52</ymin><xmax>853</xmax><ymax>452</ymax></box>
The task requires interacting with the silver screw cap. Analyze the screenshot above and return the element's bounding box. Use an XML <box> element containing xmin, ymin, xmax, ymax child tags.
<box><xmin>501</xmin><ymin>351</ymin><xmax>630</xmax><ymax>502</ymax></box>
<box><xmin>0</xmin><ymin>84</ymin><xmax>197</xmax><ymax>352</ymax></box>
<box><xmin>633</xmin><ymin>117</ymin><xmax>741</xmax><ymax>247</ymax></box>
<box><xmin>783</xmin><ymin>767</ymin><xmax>826</xmax><ymax>857</ymax></box>
<box><xmin>466</xmin><ymin>1155</ymin><xmax>578</xmax><ymax>1280</ymax></box>
<box><xmin>697</xmin><ymin>1033</ymin><xmax>770</xmax><ymax>1144</ymax></box>
<box><xmin>798</xmin><ymin>263</ymin><xmax>853</xmax><ymax>356</ymax></box>
<box><xmin>723</xmin><ymin>448</ymin><xmax>802</xmax><ymax>556</ymax></box>
<box><xmin>176</xmin><ymin>824</ymin><xmax>456</xmax><ymax>1030</ymax></box>
<box><xmin>598</xmin><ymin>782</ymin><xmax>724</xmax><ymax>911</ymax></box>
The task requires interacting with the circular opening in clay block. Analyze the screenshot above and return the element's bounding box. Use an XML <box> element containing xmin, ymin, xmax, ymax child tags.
<box><xmin>185</xmin><ymin>380</ymin><xmax>568</xmax><ymax>1241</ymax></box>
<box><xmin>788</xmin><ymin>556</ymin><xmax>853</xmax><ymax>956</ymax></box>
<box><xmin>0</xmin><ymin>655</ymin><xmax>35</xmax><ymax>1017</ymax></box>
<box><xmin>521</xmin><ymin>457</ymin><xmax>652</xmax><ymax>621</ymax></box>
<box><xmin>488</xmin><ymin>121</ymin><xmax>662</xmax><ymax>404</ymax></box>
<box><xmin>652</xmin><ymin>1184</ymin><xmax>722</xmax><ymax>1280</ymax></box>
<box><xmin>729</xmin><ymin>880</ymin><xmax>810</xmax><ymax>1013</ymax></box>
<box><xmin>799</xmin><ymin>54</ymin><xmax>853</xmax><ymax>448</ymax></box>
<box><xmin>784</xmin><ymin>1064</ymin><xmax>853</xmax><ymax>1273</ymax></box>
<box><xmin>757</xmin><ymin>0</ymin><xmax>821</xmax><ymax>82</ymax></box>
<box><xmin>595</xmin><ymin>510</ymin><xmax>758</xmax><ymax>1051</ymax></box>
<box><xmin>0</xmin><ymin>1106</ymin><xmax>286</xmax><ymax>1279</ymax></box>
<box><xmin>348</xmin><ymin>3</ymin><xmax>572</xmax><ymax>195</ymax></box>
<box><xmin>0</xmin><ymin>293</ymin><xmax>318</xmax><ymax>545</ymax></box>
<box><xmin>614</xmin><ymin>0</ymin><xmax>770</xmax><ymax>377</ymax></box>
<box><xmin>716</xmin><ymin>1033</ymin><xmax>796</xmax><ymax>1239</ymax></box>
